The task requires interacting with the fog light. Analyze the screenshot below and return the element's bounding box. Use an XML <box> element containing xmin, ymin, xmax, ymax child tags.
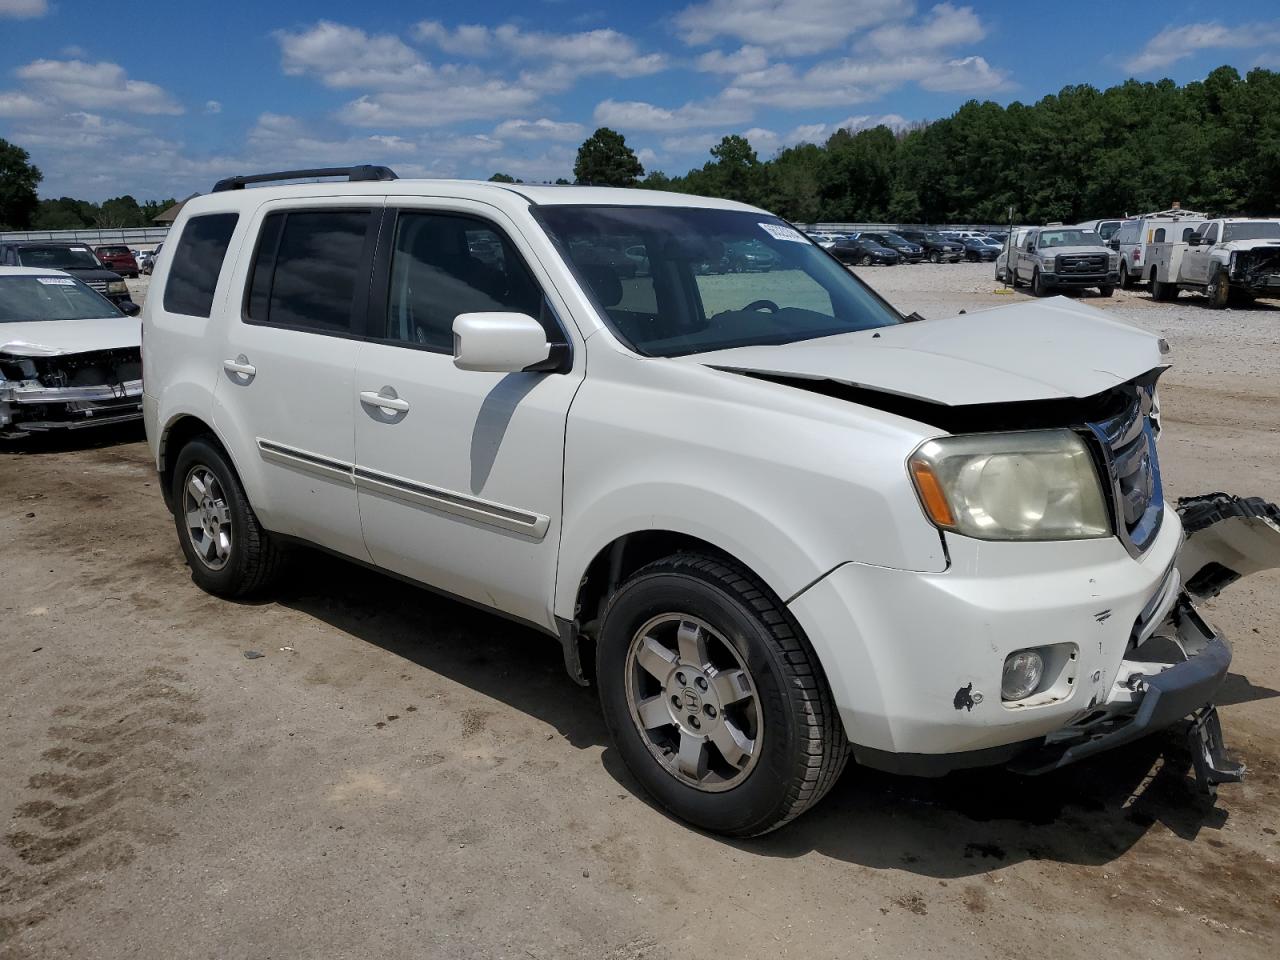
<box><xmin>1001</xmin><ymin>649</ymin><xmax>1044</xmax><ymax>701</ymax></box>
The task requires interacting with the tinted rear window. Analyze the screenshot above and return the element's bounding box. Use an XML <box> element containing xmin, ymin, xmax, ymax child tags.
<box><xmin>245</xmin><ymin>210</ymin><xmax>372</xmax><ymax>334</ymax></box>
<box><xmin>163</xmin><ymin>213</ymin><xmax>239</xmax><ymax>317</ymax></box>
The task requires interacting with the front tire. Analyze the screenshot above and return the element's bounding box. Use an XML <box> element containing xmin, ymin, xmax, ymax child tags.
<box><xmin>1206</xmin><ymin>270</ymin><xmax>1230</xmax><ymax>309</ymax></box>
<box><xmin>597</xmin><ymin>554</ymin><xmax>847</xmax><ymax>836</ymax></box>
<box><xmin>1032</xmin><ymin>268</ymin><xmax>1049</xmax><ymax>297</ymax></box>
<box><xmin>171</xmin><ymin>437</ymin><xmax>286</xmax><ymax>598</ymax></box>
<box><xmin>1118</xmin><ymin>262</ymin><xmax>1132</xmax><ymax>289</ymax></box>
<box><xmin>1098</xmin><ymin>285</ymin><xmax>1115</xmax><ymax>298</ymax></box>
<box><xmin>929</xmin><ymin>250</ymin><xmax>941</xmax><ymax>264</ymax></box>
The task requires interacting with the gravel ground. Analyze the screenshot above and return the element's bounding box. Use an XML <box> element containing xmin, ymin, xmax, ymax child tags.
<box><xmin>1</xmin><ymin>263</ymin><xmax>1277</xmax><ymax>959</ymax></box>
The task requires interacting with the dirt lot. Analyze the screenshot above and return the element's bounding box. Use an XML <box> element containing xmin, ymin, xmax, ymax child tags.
<box><xmin>2</xmin><ymin>265</ymin><xmax>1277</xmax><ymax>959</ymax></box>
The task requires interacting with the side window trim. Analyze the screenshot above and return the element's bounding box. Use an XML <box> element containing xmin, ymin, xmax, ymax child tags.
<box><xmin>366</xmin><ymin>207</ymin><xmax>573</xmax><ymax>362</ymax></box>
<box><xmin>239</xmin><ymin>205</ymin><xmax>382</xmax><ymax>340</ymax></box>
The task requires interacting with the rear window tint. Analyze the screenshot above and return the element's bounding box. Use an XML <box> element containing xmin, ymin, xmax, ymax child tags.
<box><xmin>163</xmin><ymin>213</ymin><xmax>239</xmax><ymax>317</ymax></box>
<box><xmin>245</xmin><ymin>210</ymin><xmax>372</xmax><ymax>334</ymax></box>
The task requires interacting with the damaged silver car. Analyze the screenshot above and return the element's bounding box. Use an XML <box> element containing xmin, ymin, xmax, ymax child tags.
<box><xmin>0</xmin><ymin>266</ymin><xmax>143</xmax><ymax>438</ymax></box>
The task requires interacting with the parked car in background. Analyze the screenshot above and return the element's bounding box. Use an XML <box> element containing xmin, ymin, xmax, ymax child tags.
<box><xmin>897</xmin><ymin>230</ymin><xmax>964</xmax><ymax>263</ymax></box>
<box><xmin>995</xmin><ymin>227</ymin><xmax>1032</xmax><ymax>282</ymax></box>
<box><xmin>830</xmin><ymin>235</ymin><xmax>901</xmax><ymax>265</ymax></box>
<box><xmin>1010</xmin><ymin>227</ymin><xmax>1121</xmax><ymax>297</ymax></box>
<box><xmin>955</xmin><ymin>236</ymin><xmax>1000</xmax><ymax>262</ymax></box>
<box><xmin>94</xmin><ymin>244</ymin><xmax>141</xmax><ymax>278</ymax></box>
<box><xmin>1074</xmin><ymin>219</ymin><xmax>1125</xmax><ymax>243</ymax></box>
<box><xmin>0</xmin><ymin>266</ymin><xmax>143</xmax><ymax>437</ymax></box>
<box><xmin>725</xmin><ymin>239</ymin><xmax>779</xmax><ymax>272</ymax></box>
<box><xmin>857</xmin><ymin>232</ymin><xmax>925</xmax><ymax>263</ymax></box>
<box><xmin>0</xmin><ymin>242</ymin><xmax>136</xmax><ymax>309</ymax></box>
<box><xmin>142</xmin><ymin>166</ymin><xmax>1269</xmax><ymax>836</ymax></box>
<box><xmin>1146</xmin><ymin>218</ymin><xmax>1280</xmax><ymax>307</ymax></box>
<box><xmin>141</xmin><ymin>243</ymin><xmax>163</xmax><ymax>275</ymax></box>
<box><xmin>1111</xmin><ymin>209</ymin><xmax>1208</xmax><ymax>289</ymax></box>
<box><xmin>806</xmin><ymin>232</ymin><xmax>843</xmax><ymax>249</ymax></box>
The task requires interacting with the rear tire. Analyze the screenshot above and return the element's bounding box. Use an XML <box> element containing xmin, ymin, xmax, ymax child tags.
<box><xmin>171</xmin><ymin>437</ymin><xmax>286</xmax><ymax>599</ymax></box>
<box><xmin>596</xmin><ymin>554</ymin><xmax>848</xmax><ymax>837</ymax></box>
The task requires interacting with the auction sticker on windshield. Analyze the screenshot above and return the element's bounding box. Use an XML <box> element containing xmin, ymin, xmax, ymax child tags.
<box><xmin>759</xmin><ymin>223</ymin><xmax>808</xmax><ymax>243</ymax></box>
<box><xmin>37</xmin><ymin>277</ymin><xmax>76</xmax><ymax>285</ymax></box>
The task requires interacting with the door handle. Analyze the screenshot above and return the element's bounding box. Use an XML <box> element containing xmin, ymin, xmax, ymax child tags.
<box><xmin>359</xmin><ymin>389</ymin><xmax>410</xmax><ymax>414</ymax></box>
<box><xmin>223</xmin><ymin>355</ymin><xmax>256</xmax><ymax>378</ymax></box>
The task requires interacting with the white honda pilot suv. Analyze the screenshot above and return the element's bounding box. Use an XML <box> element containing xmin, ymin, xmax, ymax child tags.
<box><xmin>143</xmin><ymin>166</ymin><xmax>1275</xmax><ymax>835</ymax></box>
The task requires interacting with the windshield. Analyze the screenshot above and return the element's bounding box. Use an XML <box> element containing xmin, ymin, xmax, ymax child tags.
<box><xmin>533</xmin><ymin>206</ymin><xmax>900</xmax><ymax>357</ymax></box>
<box><xmin>17</xmin><ymin>246</ymin><xmax>101</xmax><ymax>269</ymax></box>
<box><xmin>0</xmin><ymin>275</ymin><xmax>122</xmax><ymax>322</ymax></box>
<box><xmin>1036</xmin><ymin>229</ymin><xmax>1103</xmax><ymax>248</ymax></box>
<box><xmin>1222</xmin><ymin>221</ymin><xmax>1280</xmax><ymax>242</ymax></box>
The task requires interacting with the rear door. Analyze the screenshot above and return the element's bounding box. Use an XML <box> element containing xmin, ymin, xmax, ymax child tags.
<box><xmin>212</xmin><ymin>198</ymin><xmax>381</xmax><ymax>561</ymax></box>
<box><xmin>352</xmin><ymin>200</ymin><xmax>582</xmax><ymax>630</ymax></box>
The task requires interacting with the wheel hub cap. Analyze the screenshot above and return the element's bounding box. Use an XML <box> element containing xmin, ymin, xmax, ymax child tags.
<box><xmin>182</xmin><ymin>466</ymin><xmax>232</xmax><ymax>571</ymax></box>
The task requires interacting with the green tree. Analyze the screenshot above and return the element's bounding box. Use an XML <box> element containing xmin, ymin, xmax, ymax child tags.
<box><xmin>488</xmin><ymin>172</ymin><xmax>517</xmax><ymax>182</ymax></box>
<box><xmin>573</xmin><ymin>127</ymin><xmax>643</xmax><ymax>186</ymax></box>
<box><xmin>0</xmin><ymin>138</ymin><xmax>42</xmax><ymax>229</ymax></box>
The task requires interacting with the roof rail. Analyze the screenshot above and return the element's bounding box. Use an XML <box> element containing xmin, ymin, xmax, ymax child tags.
<box><xmin>212</xmin><ymin>165</ymin><xmax>399</xmax><ymax>193</ymax></box>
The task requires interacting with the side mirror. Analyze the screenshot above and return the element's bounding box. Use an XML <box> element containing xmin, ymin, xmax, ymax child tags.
<box><xmin>453</xmin><ymin>312</ymin><xmax>551</xmax><ymax>373</ymax></box>
<box><xmin>120</xmin><ymin>301</ymin><xmax>141</xmax><ymax>316</ymax></box>
<box><xmin>1108</xmin><ymin>238</ymin><xmax>1120</xmax><ymax>250</ymax></box>
<box><xmin>1187</xmin><ymin>235</ymin><xmax>1202</xmax><ymax>246</ymax></box>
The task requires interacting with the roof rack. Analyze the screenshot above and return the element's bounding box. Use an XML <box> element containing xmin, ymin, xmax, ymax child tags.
<box><xmin>212</xmin><ymin>165</ymin><xmax>399</xmax><ymax>193</ymax></box>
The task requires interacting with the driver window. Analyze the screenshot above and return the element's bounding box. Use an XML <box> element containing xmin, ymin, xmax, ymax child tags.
<box><xmin>1203</xmin><ymin>223</ymin><xmax>1219</xmax><ymax>244</ymax></box>
<box><xmin>384</xmin><ymin>212</ymin><xmax>552</xmax><ymax>351</ymax></box>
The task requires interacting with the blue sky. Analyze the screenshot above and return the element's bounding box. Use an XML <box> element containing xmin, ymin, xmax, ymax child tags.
<box><xmin>3</xmin><ymin>0</ymin><xmax>1280</xmax><ymax>200</ymax></box>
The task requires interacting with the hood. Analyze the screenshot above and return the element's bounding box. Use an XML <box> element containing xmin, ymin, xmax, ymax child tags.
<box><xmin>681</xmin><ymin>296</ymin><xmax>1164</xmax><ymax>407</ymax></box>
<box><xmin>1221</xmin><ymin>238</ymin><xmax>1280</xmax><ymax>253</ymax></box>
<box><xmin>1</xmin><ymin>317</ymin><xmax>140</xmax><ymax>357</ymax></box>
<box><xmin>55</xmin><ymin>266</ymin><xmax>121</xmax><ymax>280</ymax></box>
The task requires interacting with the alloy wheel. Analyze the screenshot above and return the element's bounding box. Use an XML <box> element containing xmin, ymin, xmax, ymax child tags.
<box><xmin>183</xmin><ymin>465</ymin><xmax>232</xmax><ymax>570</ymax></box>
<box><xmin>624</xmin><ymin>614</ymin><xmax>762</xmax><ymax>792</ymax></box>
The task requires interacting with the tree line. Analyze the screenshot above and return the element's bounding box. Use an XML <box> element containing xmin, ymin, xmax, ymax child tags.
<box><xmin>4</xmin><ymin>65</ymin><xmax>1278</xmax><ymax>231</ymax></box>
<box><xmin>564</xmin><ymin>65</ymin><xmax>1280</xmax><ymax>225</ymax></box>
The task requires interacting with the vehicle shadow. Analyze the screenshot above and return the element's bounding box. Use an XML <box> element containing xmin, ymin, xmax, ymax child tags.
<box><xmin>277</xmin><ymin>548</ymin><xmax>1250</xmax><ymax>879</ymax></box>
<box><xmin>1</xmin><ymin>421</ymin><xmax>145</xmax><ymax>454</ymax></box>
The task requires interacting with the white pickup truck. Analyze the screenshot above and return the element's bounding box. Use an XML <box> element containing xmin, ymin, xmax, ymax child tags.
<box><xmin>1146</xmin><ymin>218</ymin><xmax>1280</xmax><ymax>307</ymax></box>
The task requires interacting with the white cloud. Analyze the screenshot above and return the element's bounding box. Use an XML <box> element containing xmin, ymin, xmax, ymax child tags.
<box><xmin>204</xmin><ymin>100</ymin><xmax>222</xmax><ymax>114</ymax></box>
<box><xmin>276</xmin><ymin>21</ymin><xmax>436</xmax><ymax>89</ymax></box>
<box><xmin>0</xmin><ymin>0</ymin><xmax>46</xmax><ymax>18</ymax></box>
<box><xmin>720</xmin><ymin>54</ymin><xmax>1008</xmax><ymax>109</ymax></box>
<box><xmin>676</xmin><ymin>0</ymin><xmax>908</xmax><ymax>55</ymax></box>
<box><xmin>1127</xmin><ymin>20</ymin><xmax>1280</xmax><ymax>73</ymax></box>
<box><xmin>337</xmin><ymin>83</ymin><xmax>541</xmax><ymax>127</ymax></box>
<box><xmin>862</xmin><ymin>3</ymin><xmax>985</xmax><ymax>56</ymax></box>
<box><xmin>695</xmin><ymin>45</ymin><xmax>769</xmax><ymax>74</ymax></box>
<box><xmin>15</xmin><ymin>59</ymin><xmax>183</xmax><ymax>114</ymax></box>
<box><xmin>6</xmin><ymin>111</ymin><xmax>146</xmax><ymax>151</ymax></box>
<box><xmin>594</xmin><ymin>97</ymin><xmax>753</xmax><ymax>132</ymax></box>
<box><xmin>0</xmin><ymin>90</ymin><xmax>45</xmax><ymax>117</ymax></box>
<box><xmin>413</xmin><ymin>21</ymin><xmax>495</xmax><ymax>57</ymax></box>
<box><xmin>918</xmin><ymin>55</ymin><xmax>1009</xmax><ymax>92</ymax></box>
<box><xmin>493</xmin><ymin>117</ymin><xmax>585</xmax><ymax>140</ymax></box>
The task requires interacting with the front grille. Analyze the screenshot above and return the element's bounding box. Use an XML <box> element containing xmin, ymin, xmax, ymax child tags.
<box><xmin>86</xmin><ymin>279</ymin><xmax>109</xmax><ymax>293</ymax></box>
<box><xmin>31</xmin><ymin>347</ymin><xmax>141</xmax><ymax>388</ymax></box>
<box><xmin>1085</xmin><ymin>384</ymin><xmax>1163</xmax><ymax>556</ymax></box>
<box><xmin>1056</xmin><ymin>254</ymin><xmax>1107</xmax><ymax>274</ymax></box>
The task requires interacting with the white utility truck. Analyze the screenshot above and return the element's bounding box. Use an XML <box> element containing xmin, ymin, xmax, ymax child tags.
<box><xmin>1146</xmin><ymin>217</ymin><xmax>1280</xmax><ymax>306</ymax></box>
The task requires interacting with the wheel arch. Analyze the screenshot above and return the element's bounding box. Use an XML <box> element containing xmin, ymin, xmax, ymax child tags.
<box><xmin>558</xmin><ymin>527</ymin><xmax>793</xmax><ymax>688</ymax></box>
<box><xmin>157</xmin><ymin>413</ymin><xmax>236</xmax><ymax>511</ymax></box>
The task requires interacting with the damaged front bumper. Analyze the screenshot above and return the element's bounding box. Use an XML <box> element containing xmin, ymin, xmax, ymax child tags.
<box><xmin>0</xmin><ymin>378</ymin><xmax>143</xmax><ymax>435</ymax></box>
<box><xmin>791</xmin><ymin>494</ymin><xmax>1279</xmax><ymax>792</ymax></box>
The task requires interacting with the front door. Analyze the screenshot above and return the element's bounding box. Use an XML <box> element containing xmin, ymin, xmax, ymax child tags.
<box><xmin>213</xmin><ymin>199</ymin><xmax>382</xmax><ymax>561</ymax></box>
<box><xmin>353</xmin><ymin>203</ymin><xmax>582</xmax><ymax>630</ymax></box>
<box><xmin>1181</xmin><ymin>223</ymin><xmax>1217</xmax><ymax>285</ymax></box>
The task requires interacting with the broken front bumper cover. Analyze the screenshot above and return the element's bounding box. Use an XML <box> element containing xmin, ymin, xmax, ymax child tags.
<box><xmin>0</xmin><ymin>378</ymin><xmax>143</xmax><ymax>433</ymax></box>
<box><xmin>1008</xmin><ymin>593</ymin><xmax>1243</xmax><ymax>789</ymax></box>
